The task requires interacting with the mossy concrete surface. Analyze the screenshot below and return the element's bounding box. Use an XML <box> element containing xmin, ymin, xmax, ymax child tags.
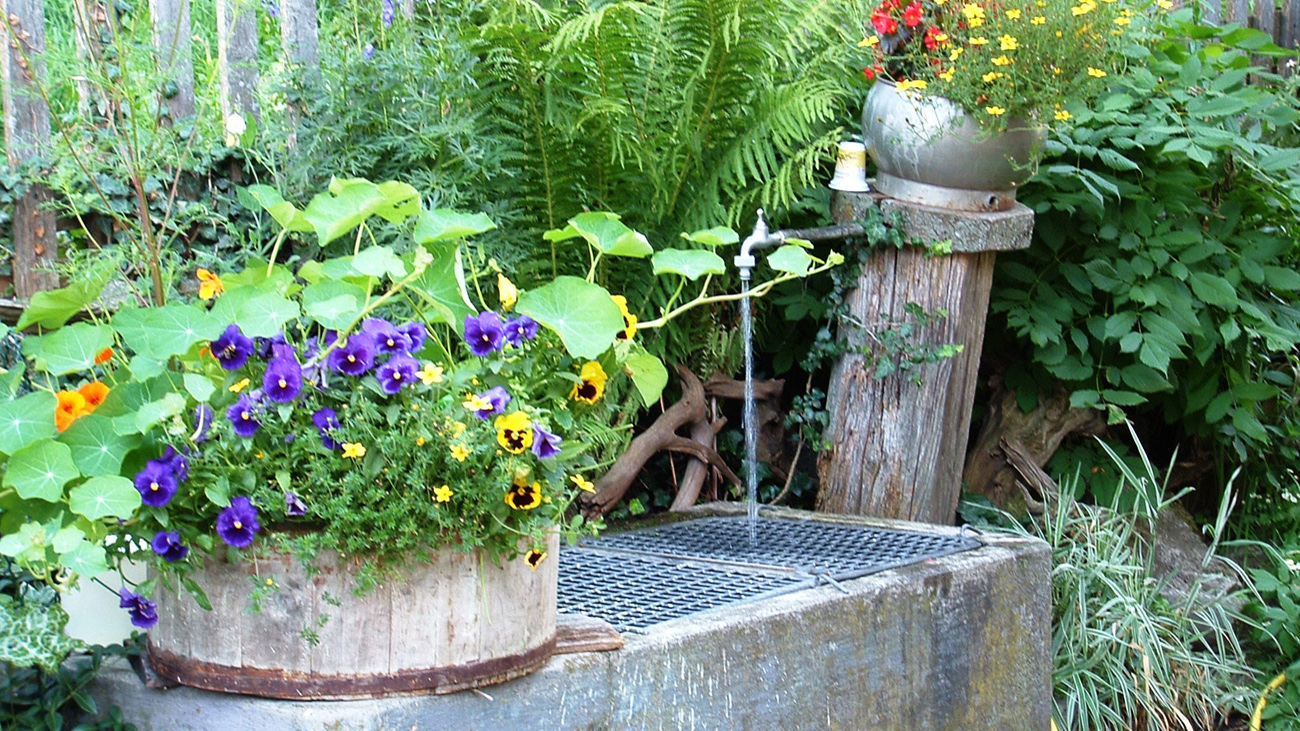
<box><xmin>90</xmin><ymin>505</ymin><xmax>1051</xmax><ymax>730</ymax></box>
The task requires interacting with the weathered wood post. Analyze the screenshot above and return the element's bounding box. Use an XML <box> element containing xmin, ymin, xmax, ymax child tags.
<box><xmin>816</xmin><ymin>192</ymin><xmax>1033</xmax><ymax>524</ymax></box>
<box><xmin>1</xmin><ymin>0</ymin><xmax>58</xmax><ymax>298</ymax></box>
<box><xmin>150</xmin><ymin>0</ymin><xmax>197</xmax><ymax>122</ymax></box>
<box><xmin>216</xmin><ymin>0</ymin><xmax>260</xmax><ymax>127</ymax></box>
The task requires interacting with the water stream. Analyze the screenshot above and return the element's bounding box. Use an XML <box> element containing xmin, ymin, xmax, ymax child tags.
<box><xmin>740</xmin><ymin>279</ymin><xmax>758</xmax><ymax>545</ymax></box>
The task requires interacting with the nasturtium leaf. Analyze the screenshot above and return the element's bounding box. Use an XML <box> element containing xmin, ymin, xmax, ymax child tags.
<box><xmin>0</xmin><ymin>522</ymin><xmax>49</xmax><ymax>562</ymax></box>
<box><xmin>52</xmin><ymin>526</ymin><xmax>86</xmax><ymax>555</ymax></box>
<box><xmin>128</xmin><ymin>355</ymin><xmax>165</xmax><ymax>380</ymax></box>
<box><xmin>517</xmin><ymin>277</ymin><xmax>624</xmax><ymax>359</ymax></box>
<box><xmin>59</xmin><ymin>540</ymin><xmax>108</xmax><ymax>580</ymax></box>
<box><xmin>15</xmin><ymin>270</ymin><xmax>111</xmax><ymax>330</ymax></box>
<box><xmin>651</xmin><ymin>249</ymin><xmax>727</xmax><ymax>281</ymax></box>
<box><xmin>302</xmin><ymin>280</ymin><xmax>368</xmax><ymax>332</ymax></box>
<box><xmin>303</xmin><ymin>178</ymin><xmax>388</xmax><ymax>246</ymax></box>
<box><xmin>22</xmin><ymin>324</ymin><xmax>115</xmax><ymax>377</ymax></box>
<box><xmin>4</xmin><ymin>440</ymin><xmax>79</xmax><ymax>502</ymax></box>
<box><xmin>352</xmin><ymin>246</ymin><xmax>408</xmax><ymax>279</ymax></box>
<box><xmin>224</xmin><ymin>290</ymin><xmax>300</xmax><ymax>339</ymax></box>
<box><xmin>625</xmin><ymin>352</ymin><xmax>669</xmax><ymax>406</ymax></box>
<box><xmin>183</xmin><ymin>373</ymin><xmax>217</xmax><ymax>403</ymax></box>
<box><xmin>69</xmin><ymin>476</ymin><xmax>141</xmax><ymax>520</ymax></box>
<box><xmin>245</xmin><ymin>185</ymin><xmax>312</xmax><ymax>233</ymax></box>
<box><xmin>0</xmin><ymin>601</ymin><xmax>82</xmax><ymax>672</ymax></box>
<box><xmin>374</xmin><ymin>181</ymin><xmax>421</xmax><ymax>224</ymax></box>
<box><xmin>113</xmin><ymin>305</ymin><xmax>224</xmax><ymax>360</ymax></box>
<box><xmin>0</xmin><ymin>392</ymin><xmax>57</xmax><ymax>456</ymax></box>
<box><xmin>60</xmin><ymin>414</ymin><xmax>140</xmax><ymax>477</ymax></box>
<box><xmin>549</xmin><ymin>212</ymin><xmax>652</xmax><ymax>258</ymax></box>
<box><xmin>407</xmin><ymin>243</ymin><xmax>474</xmax><ymax>329</ymax></box>
<box><xmin>413</xmin><ymin>209</ymin><xmax>497</xmax><ymax>244</ymax></box>
<box><xmin>129</xmin><ymin>393</ymin><xmax>188</xmax><ymax>435</ymax></box>
<box><xmin>767</xmin><ymin>245</ymin><xmax>814</xmax><ymax>276</ymax></box>
<box><xmin>683</xmin><ymin>227</ymin><xmax>740</xmax><ymax>247</ymax></box>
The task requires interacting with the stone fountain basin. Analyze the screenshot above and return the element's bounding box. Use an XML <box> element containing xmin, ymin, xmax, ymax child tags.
<box><xmin>88</xmin><ymin>504</ymin><xmax>1051</xmax><ymax>730</ymax></box>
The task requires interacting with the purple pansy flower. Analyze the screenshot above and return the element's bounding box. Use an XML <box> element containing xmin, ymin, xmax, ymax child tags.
<box><xmin>327</xmin><ymin>333</ymin><xmax>376</xmax><ymax>376</ymax></box>
<box><xmin>311</xmin><ymin>408</ymin><xmax>340</xmax><ymax>449</ymax></box>
<box><xmin>362</xmin><ymin>42</ymin><xmax>375</xmax><ymax>60</ymax></box>
<box><xmin>464</xmin><ymin>312</ymin><xmax>505</xmax><ymax>357</ymax></box>
<box><xmin>211</xmin><ymin>324</ymin><xmax>254</xmax><ymax>370</ymax></box>
<box><xmin>382</xmin><ymin>0</ymin><xmax>395</xmax><ymax>27</ymax></box>
<box><xmin>226</xmin><ymin>393</ymin><xmax>261</xmax><ymax>438</ymax></box>
<box><xmin>400</xmin><ymin>322</ymin><xmax>427</xmax><ymax>352</ymax></box>
<box><xmin>191</xmin><ymin>404</ymin><xmax>214</xmax><ymax>443</ymax></box>
<box><xmin>503</xmin><ymin>315</ymin><xmax>540</xmax><ymax>348</ymax></box>
<box><xmin>159</xmin><ymin>446</ymin><xmax>190</xmax><ymax>483</ymax></box>
<box><xmin>133</xmin><ymin>461</ymin><xmax>178</xmax><ymax>508</ymax></box>
<box><xmin>285</xmin><ymin>492</ymin><xmax>307</xmax><ymax>517</ymax></box>
<box><xmin>118</xmin><ymin>587</ymin><xmax>158</xmax><ymax>629</ymax></box>
<box><xmin>531</xmin><ymin>423</ymin><xmax>562</xmax><ymax>459</ymax></box>
<box><xmin>363</xmin><ymin>318</ymin><xmax>412</xmax><ymax>356</ymax></box>
<box><xmin>471</xmin><ymin>386</ymin><xmax>511</xmax><ymax>419</ymax></box>
<box><xmin>263</xmin><ymin>343</ymin><xmax>304</xmax><ymax>403</ymax></box>
<box><xmin>376</xmin><ymin>354</ymin><xmax>419</xmax><ymax>395</ymax></box>
<box><xmin>216</xmin><ymin>496</ymin><xmax>260</xmax><ymax>548</ymax></box>
<box><xmin>254</xmin><ymin>332</ymin><xmax>287</xmax><ymax>360</ymax></box>
<box><xmin>150</xmin><ymin>531</ymin><xmax>189</xmax><ymax>563</ymax></box>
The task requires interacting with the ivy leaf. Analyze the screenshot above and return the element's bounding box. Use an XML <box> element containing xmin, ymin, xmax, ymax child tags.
<box><xmin>682</xmin><ymin>227</ymin><xmax>740</xmax><ymax>247</ymax></box>
<box><xmin>69</xmin><ymin>476</ymin><xmax>141</xmax><ymax>520</ymax></box>
<box><xmin>413</xmin><ymin>209</ymin><xmax>497</xmax><ymax>244</ymax></box>
<box><xmin>625</xmin><ymin>352</ymin><xmax>669</xmax><ymax>406</ymax></box>
<box><xmin>113</xmin><ymin>305</ymin><xmax>224</xmax><ymax>360</ymax></box>
<box><xmin>59</xmin><ymin>415</ymin><xmax>140</xmax><ymax>477</ymax></box>
<box><xmin>545</xmin><ymin>212</ymin><xmax>652</xmax><ymax>258</ymax></box>
<box><xmin>245</xmin><ymin>185</ymin><xmax>312</xmax><ymax>233</ymax></box>
<box><xmin>517</xmin><ymin>277</ymin><xmax>624</xmax><ymax>359</ymax></box>
<box><xmin>22</xmin><ymin>324</ymin><xmax>115</xmax><ymax>377</ymax></box>
<box><xmin>0</xmin><ymin>601</ymin><xmax>82</xmax><ymax>672</ymax></box>
<box><xmin>0</xmin><ymin>392</ymin><xmax>58</xmax><ymax>456</ymax></box>
<box><xmin>302</xmin><ymin>280</ymin><xmax>368</xmax><ymax>332</ymax></box>
<box><xmin>767</xmin><ymin>245</ymin><xmax>814</xmax><ymax>276</ymax></box>
<box><xmin>303</xmin><ymin>178</ymin><xmax>389</xmax><ymax>246</ymax></box>
<box><xmin>652</xmin><ymin>249</ymin><xmax>727</xmax><ymax>281</ymax></box>
<box><xmin>3</xmin><ymin>440</ymin><xmax>79</xmax><ymax>502</ymax></box>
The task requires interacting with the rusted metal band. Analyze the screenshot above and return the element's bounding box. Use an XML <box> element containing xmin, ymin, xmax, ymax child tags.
<box><xmin>147</xmin><ymin>635</ymin><xmax>557</xmax><ymax>700</ymax></box>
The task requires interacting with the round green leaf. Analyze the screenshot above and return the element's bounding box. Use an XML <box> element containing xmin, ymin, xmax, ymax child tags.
<box><xmin>22</xmin><ymin>323</ymin><xmax>115</xmax><ymax>376</ymax></box>
<box><xmin>303</xmin><ymin>178</ymin><xmax>389</xmax><ymax>246</ymax></box>
<box><xmin>651</xmin><ymin>249</ymin><xmax>727</xmax><ymax>281</ymax></box>
<box><xmin>414</xmin><ymin>209</ymin><xmax>497</xmax><ymax>245</ymax></box>
<box><xmin>113</xmin><ymin>304</ymin><xmax>224</xmax><ymax>360</ymax></box>
<box><xmin>375</xmin><ymin>181</ymin><xmax>421</xmax><ymax>224</ymax></box>
<box><xmin>766</xmin><ymin>245</ymin><xmax>814</xmax><ymax>276</ymax></box>
<box><xmin>0</xmin><ymin>392</ymin><xmax>57</xmax><ymax>456</ymax></box>
<box><xmin>302</xmin><ymin>280</ymin><xmax>368</xmax><ymax>332</ymax></box>
<box><xmin>682</xmin><ymin>226</ymin><xmax>740</xmax><ymax>247</ymax></box>
<box><xmin>209</xmin><ymin>287</ymin><xmax>301</xmax><ymax>339</ymax></box>
<box><xmin>625</xmin><ymin>352</ymin><xmax>669</xmax><ymax>405</ymax></box>
<box><xmin>59</xmin><ymin>540</ymin><xmax>108</xmax><ymax>580</ymax></box>
<box><xmin>352</xmin><ymin>246</ymin><xmax>408</xmax><ymax>279</ymax></box>
<box><xmin>517</xmin><ymin>277</ymin><xmax>624</xmax><ymax>359</ymax></box>
<box><xmin>3</xmin><ymin>440</ymin><xmax>79</xmax><ymax>503</ymax></box>
<box><xmin>69</xmin><ymin>476</ymin><xmax>141</xmax><ymax>520</ymax></box>
<box><xmin>407</xmin><ymin>243</ymin><xmax>474</xmax><ymax>329</ymax></box>
<box><xmin>246</xmin><ymin>184</ymin><xmax>312</xmax><ymax>233</ymax></box>
<box><xmin>59</xmin><ymin>414</ymin><xmax>141</xmax><ymax>477</ymax></box>
<box><xmin>553</xmin><ymin>212</ymin><xmax>652</xmax><ymax>258</ymax></box>
<box><xmin>184</xmin><ymin>373</ymin><xmax>217</xmax><ymax>403</ymax></box>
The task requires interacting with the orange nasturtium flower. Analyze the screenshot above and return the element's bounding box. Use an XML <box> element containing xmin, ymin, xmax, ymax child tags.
<box><xmin>55</xmin><ymin>391</ymin><xmax>90</xmax><ymax>432</ymax></box>
<box><xmin>78</xmin><ymin>382</ymin><xmax>110</xmax><ymax>410</ymax></box>
<box><xmin>94</xmin><ymin>347</ymin><xmax>114</xmax><ymax>365</ymax></box>
<box><xmin>197</xmin><ymin>268</ymin><xmax>224</xmax><ymax>300</ymax></box>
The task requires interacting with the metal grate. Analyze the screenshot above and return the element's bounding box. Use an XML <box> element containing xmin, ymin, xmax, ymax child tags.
<box><xmin>557</xmin><ymin>515</ymin><xmax>980</xmax><ymax>632</ymax></box>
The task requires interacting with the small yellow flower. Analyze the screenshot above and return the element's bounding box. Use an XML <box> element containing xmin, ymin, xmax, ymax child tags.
<box><xmin>418</xmin><ymin>362</ymin><xmax>444</xmax><ymax>386</ymax></box>
<box><xmin>1030</xmin><ymin>15</ymin><xmax>1046</xmax><ymax>24</ymax></box>
<box><xmin>968</xmin><ymin>36</ymin><xmax>990</xmax><ymax>46</ymax></box>
<box><xmin>570</xmin><ymin>361</ymin><xmax>609</xmax><ymax>405</ymax></box>
<box><xmin>197</xmin><ymin>269</ymin><xmax>224</xmax><ymax>300</ymax></box>
<box><xmin>1056</xmin><ymin>30</ymin><xmax>1064</xmax><ymax>37</ymax></box>
<box><xmin>1005</xmin><ymin>8</ymin><xmax>1022</xmax><ymax>18</ymax></box>
<box><xmin>949</xmin><ymin>47</ymin><xmax>965</xmax><ymax>61</ymax></box>
<box><xmin>982</xmin><ymin>71</ymin><xmax>1004</xmax><ymax>82</ymax></box>
<box><xmin>858</xmin><ymin>35</ymin><xmax>880</xmax><ymax>47</ymax></box>
<box><xmin>571</xmin><ymin>474</ymin><xmax>596</xmax><ymax>493</ymax></box>
<box><xmin>985</xmin><ymin>106</ymin><xmax>1007</xmax><ymax>116</ymax></box>
<box><xmin>494</xmin><ymin>410</ymin><xmax>535</xmax><ymax>454</ymax></box>
<box><xmin>938</xmin><ymin>69</ymin><xmax>955</xmax><ymax>82</ymax></box>
<box><xmin>992</xmin><ymin>55</ymin><xmax>1012</xmax><ymax>66</ymax></box>
<box><xmin>998</xmin><ymin>35</ymin><xmax>1019</xmax><ymax>51</ymax></box>
<box><xmin>463</xmin><ymin>394</ymin><xmax>492</xmax><ymax>412</ymax></box>
<box><xmin>1113</xmin><ymin>15</ymin><xmax>1131</xmax><ymax>25</ymax></box>
<box><xmin>1071</xmin><ymin>0</ymin><xmax>1096</xmax><ymax>14</ymax></box>
<box><xmin>1055</xmin><ymin>109</ymin><xmax>1073</xmax><ymax>121</ymax></box>
<box><xmin>416</xmin><ymin>436</ymin><xmax>426</xmax><ymax>446</ymax></box>
<box><xmin>229</xmin><ymin>377</ymin><xmax>251</xmax><ymax>393</ymax></box>
<box><xmin>1156</xmin><ymin>0</ymin><xmax>1172</xmax><ymax>8</ymax></box>
<box><xmin>434</xmin><ymin>485</ymin><xmax>453</xmax><ymax>503</ymax></box>
<box><xmin>254</xmin><ymin>450</ymin><xmax>264</xmax><ymax>459</ymax></box>
<box><xmin>450</xmin><ymin>421</ymin><xmax>467</xmax><ymax>438</ymax></box>
<box><xmin>265</xmin><ymin>578</ymin><xmax>275</xmax><ymax>587</ymax></box>
<box><xmin>342</xmin><ymin>442</ymin><xmax>366</xmax><ymax>459</ymax></box>
<box><xmin>1087</xmin><ymin>67</ymin><xmax>1107</xmax><ymax>77</ymax></box>
<box><xmin>895</xmin><ymin>79</ymin><xmax>929</xmax><ymax>92</ymax></box>
<box><xmin>450</xmin><ymin>444</ymin><xmax>470</xmax><ymax>462</ymax></box>
<box><xmin>498</xmin><ymin>273</ymin><xmax>518</xmax><ymax>311</ymax></box>
<box><xmin>1052</xmin><ymin>66</ymin><xmax>1062</xmax><ymax>74</ymax></box>
<box><xmin>525</xmin><ymin>549</ymin><xmax>547</xmax><ymax>570</ymax></box>
<box><xmin>411</xmin><ymin>403</ymin><xmax>420</xmax><ymax>412</ymax></box>
<box><xmin>961</xmin><ymin>2</ymin><xmax>986</xmax><ymax>26</ymax></box>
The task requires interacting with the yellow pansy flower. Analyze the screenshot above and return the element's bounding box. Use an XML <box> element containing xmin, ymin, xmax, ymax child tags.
<box><xmin>450</xmin><ymin>444</ymin><xmax>470</xmax><ymax>462</ymax></box>
<box><xmin>434</xmin><ymin>485</ymin><xmax>453</xmax><ymax>503</ymax></box>
<box><xmin>612</xmin><ymin>295</ymin><xmax>638</xmax><ymax>341</ymax></box>
<box><xmin>418</xmin><ymin>362</ymin><xmax>444</xmax><ymax>386</ymax></box>
<box><xmin>525</xmin><ymin>549</ymin><xmax>547</xmax><ymax>570</ymax></box>
<box><xmin>342</xmin><ymin>443</ymin><xmax>366</xmax><ymax>459</ymax></box>
<box><xmin>504</xmin><ymin>474</ymin><xmax>543</xmax><ymax>510</ymax></box>
<box><xmin>494</xmin><ymin>410</ymin><xmax>535</xmax><ymax>454</ymax></box>
<box><xmin>498</xmin><ymin>273</ymin><xmax>518</xmax><ymax>311</ymax></box>
<box><xmin>985</xmin><ymin>106</ymin><xmax>1007</xmax><ymax>116</ymax></box>
<box><xmin>570</xmin><ymin>361</ymin><xmax>609</xmax><ymax>405</ymax></box>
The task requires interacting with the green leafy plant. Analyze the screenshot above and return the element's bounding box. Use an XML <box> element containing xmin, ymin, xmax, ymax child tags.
<box><xmin>1243</xmin><ymin>550</ymin><xmax>1300</xmax><ymax>730</ymax></box>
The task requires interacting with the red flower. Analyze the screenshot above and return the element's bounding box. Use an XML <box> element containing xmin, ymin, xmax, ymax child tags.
<box><xmin>871</xmin><ymin>7</ymin><xmax>899</xmax><ymax>35</ymax></box>
<box><xmin>863</xmin><ymin>64</ymin><xmax>885</xmax><ymax>80</ymax></box>
<box><xmin>923</xmin><ymin>26</ymin><xmax>949</xmax><ymax>50</ymax></box>
<box><xmin>902</xmin><ymin>1</ymin><xmax>925</xmax><ymax>27</ymax></box>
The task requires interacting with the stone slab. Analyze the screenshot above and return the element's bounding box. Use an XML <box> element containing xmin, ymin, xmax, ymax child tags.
<box><xmin>831</xmin><ymin>189</ymin><xmax>1034</xmax><ymax>252</ymax></box>
<box><xmin>88</xmin><ymin>505</ymin><xmax>1051</xmax><ymax>730</ymax></box>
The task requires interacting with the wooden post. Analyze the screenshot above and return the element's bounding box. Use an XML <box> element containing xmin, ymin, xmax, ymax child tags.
<box><xmin>1283</xmin><ymin>0</ymin><xmax>1300</xmax><ymax>76</ymax></box>
<box><xmin>402</xmin><ymin>0</ymin><xmax>416</xmax><ymax>19</ymax></box>
<box><xmin>150</xmin><ymin>0</ymin><xmax>197</xmax><ymax>121</ymax></box>
<box><xmin>216</xmin><ymin>0</ymin><xmax>259</xmax><ymax>126</ymax></box>
<box><xmin>1201</xmin><ymin>0</ymin><xmax>1222</xmax><ymax>25</ymax></box>
<box><xmin>279</xmin><ymin>0</ymin><xmax>320</xmax><ymax>71</ymax></box>
<box><xmin>816</xmin><ymin>193</ymin><xmax>1033</xmax><ymax>525</ymax></box>
<box><xmin>1</xmin><ymin>0</ymin><xmax>58</xmax><ymax>298</ymax></box>
<box><xmin>71</xmin><ymin>0</ymin><xmax>112</xmax><ymax>117</ymax></box>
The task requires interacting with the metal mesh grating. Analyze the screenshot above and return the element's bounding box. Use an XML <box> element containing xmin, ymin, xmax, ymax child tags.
<box><xmin>557</xmin><ymin>516</ymin><xmax>980</xmax><ymax>632</ymax></box>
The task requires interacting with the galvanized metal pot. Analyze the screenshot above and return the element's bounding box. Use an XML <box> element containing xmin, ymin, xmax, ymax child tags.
<box><xmin>147</xmin><ymin>533</ymin><xmax>559</xmax><ymax>700</ymax></box>
<box><xmin>862</xmin><ymin>81</ymin><xmax>1045</xmax><ymax>212</ymax></box>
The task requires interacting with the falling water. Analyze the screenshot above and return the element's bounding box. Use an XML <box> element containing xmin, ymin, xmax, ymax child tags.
<box><xmin>740</xmin><ymin>279</ymin><xmax>758</xmax><ymax>545</ymax></box>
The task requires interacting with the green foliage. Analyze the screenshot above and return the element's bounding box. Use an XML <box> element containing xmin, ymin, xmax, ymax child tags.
<box><xmin>1244</xmin><ymin>549</ymin><xmax>1300</xmax><ymax>730</ymax></box>
<box><xmin>990</xmin><ymin>15</ymin><xmax>1300</xmax><ymax>498</ymax></box>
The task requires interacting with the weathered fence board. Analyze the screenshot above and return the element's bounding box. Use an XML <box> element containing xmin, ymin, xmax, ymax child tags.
<box><xmin>217</xmin><ymin>0</ymin><xmax>260</xmax><ymax>124</ymax></box>
<box><xmin>1</xmin><ymin>0</ymin><xmax>58</xmax><ymax>298</ymax></box>
<box><xmin>279</xmin><ymin>0</ymin><xmax>320</xmax><ymax>70</ymax></box>
<box><xmin>150</xmin><ymin>0</ymin><xmax>197</xmax><ymax>121</ymax></box>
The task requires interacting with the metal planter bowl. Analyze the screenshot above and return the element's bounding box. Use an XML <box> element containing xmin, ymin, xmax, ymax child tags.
<box><xmin>862</xmin><ymin>80</ymin><xmax>1045</xmax><ymax>212</ymax></box>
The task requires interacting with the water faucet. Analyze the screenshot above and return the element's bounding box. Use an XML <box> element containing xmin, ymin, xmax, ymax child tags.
<box><xmin>734</xmin><ymin>209</ymin><xmax>786</xmax><ymax>282</ymax></box>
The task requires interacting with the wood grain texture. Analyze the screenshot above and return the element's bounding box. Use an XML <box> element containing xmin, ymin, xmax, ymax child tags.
<box><xmin>279</xmin><ymin>0</ymin><xmax>320</xmax><ymax>70</ymax></box>
<box><xmin>216</xmin><ymin>0</ymin><xmax>259</xmax><ymax>122</ymax></box>
<box><xmin>1</xmin><ymin>0</ymin><xmax>58</xmax><ymax>297</ymax></box>
<box><xmin>149</xmin><ymin>0</ymin><xmax>196</xmax><ymax>121</ymax></box>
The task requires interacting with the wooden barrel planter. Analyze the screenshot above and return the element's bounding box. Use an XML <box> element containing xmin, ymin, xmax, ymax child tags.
<box><xmin>147</xmin><ymin>533</ymin><xmax>559</xmax><ymax>700</ymax></box>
